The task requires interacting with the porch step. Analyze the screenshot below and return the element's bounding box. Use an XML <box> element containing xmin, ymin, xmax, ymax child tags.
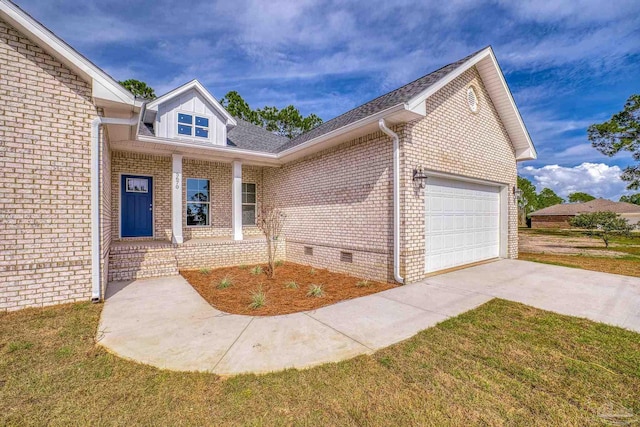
<box><xmin>108</xmin><ymin>245</ymin><xmax>179</xmax><ymax>282</ymax></box>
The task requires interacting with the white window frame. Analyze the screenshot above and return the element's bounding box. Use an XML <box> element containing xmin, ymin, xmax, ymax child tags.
<box><xmin>176</xmin><ymin>111</ymin><xmax>211</xmax><ymax>139</ymax></box>
<box><xmin>242</xmin><ymin>182</ymin><xmax>257</xmax><ymax>226</ymax></box>
<box><xmin>186</xmin><ymin>177</ymin><xmax>211</xmax><ymax>227</ymax></box>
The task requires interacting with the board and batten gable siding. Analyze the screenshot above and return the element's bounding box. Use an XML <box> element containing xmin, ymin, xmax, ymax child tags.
<box><xmin>400</xmin><ymin>66</ymin><xmax>519</xmax><ymax>283</ymax></box>
<box><xmin>155</xmin><ymin>88</ymin><xmax>227</xmax><ymax>145</ymax></box>
<box><xmin>0</xmin><ymin>19</ymin><xmax>97</xmax><ymax>311</ymax></box>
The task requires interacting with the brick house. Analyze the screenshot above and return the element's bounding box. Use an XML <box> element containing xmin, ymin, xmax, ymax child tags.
<box><xmin>530</xmin><ymin>198</ymin><xmax>640</xmax><ymax>229</ymax></box>
<box><xmin>0</xmin><ymin>0</ymin><xmax>536</xmax><ymax>311</ymax></box>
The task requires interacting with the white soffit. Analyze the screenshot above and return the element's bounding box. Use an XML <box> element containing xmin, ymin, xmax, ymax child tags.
<box><xmin>0</xmin><ymin>0</ymin><xmax>136</xmax><ymax>106</ymax></box>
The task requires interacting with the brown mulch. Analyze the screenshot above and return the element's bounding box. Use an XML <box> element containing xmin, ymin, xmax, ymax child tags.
<box><xmin>519</xmin><ymin>252</ymin><xmax>640</xmax><ymax>278</ymax></box>
<box><xmin>180</xmin><ymin>263</ymin><xmax>397</xmax><ymax>316</ymax></box>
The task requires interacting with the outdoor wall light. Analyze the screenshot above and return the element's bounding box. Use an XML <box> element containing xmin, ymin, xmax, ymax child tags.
<box><xmin>413</xmin><ymin>167</ymin><xmax>429</xmax><ymax>189</ymax></box>
<box><xmin>514</xmin><ymin>187</ymin><xmax>523</xmax><ymax>200</ymax></box>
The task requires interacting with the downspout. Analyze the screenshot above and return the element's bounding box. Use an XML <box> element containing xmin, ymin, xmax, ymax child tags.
<box><xmin>378</xmin><ymin>119</ymin><xmax>404</xmax><ymax>284</ymax></box>
<box><xmin>90</xmin><ymin>116</ymin><xmax>139</xmax><ymax>303</ymax></box>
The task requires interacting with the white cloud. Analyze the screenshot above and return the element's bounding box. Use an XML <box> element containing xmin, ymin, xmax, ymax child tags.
<box><xmin>519</xmin><ymin>162</ymin><xmax>633</xmax><ymax>200</ymax></box>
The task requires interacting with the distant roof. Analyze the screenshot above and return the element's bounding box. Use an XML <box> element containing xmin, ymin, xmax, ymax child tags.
<box><xmin>277</xmin><ymin>48</ymin><xmax>483</xmax><ymax>152</ymax></box>
<box><xmin>530</xmin><ymin>198</ymin><xmax>640</xmax><ymax>216</ymax></box>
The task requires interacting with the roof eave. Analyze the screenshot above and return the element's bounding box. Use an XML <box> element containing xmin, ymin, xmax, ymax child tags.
<box><xmin>146</xmin><ymin>79</ymin><xmax>237</xmax><ymax>128</ymax></box>
<box><xmin>136</xmin><ymin>134</ymin><xmax>280</xmax><ymax>165</ymax></box>
<box><xmin>278</xmin><ymin>103</ymin><xmax>423</xmax><ymax>162</ymax></box>
<box><xmin>406</xmin><ymin>46</ymin><xmax>537</xmax><ymax>162</ymax></box>
<box><xmin>0</xmin><ymin>0</ymin><xmax>136</xmax><ymax>107</ymax></box>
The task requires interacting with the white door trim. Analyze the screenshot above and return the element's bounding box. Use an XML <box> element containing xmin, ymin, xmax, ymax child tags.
<box><xmin>423</xmin><ymin>172</ymin><xmax>507</xmax><ymax>274</ymax></box>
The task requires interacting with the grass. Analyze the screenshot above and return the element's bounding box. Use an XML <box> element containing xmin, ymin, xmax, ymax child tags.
<box><xmin>275</xmin><ymin>260</ymin><xmax>284</xmax><ymax>267</ymax></box>
<box><xmin>249</xmin><ymin>265</ymin><xmax>263</xmax><ymax>276</ymax></box>
<box><xmin>217</xmin><ymin>275</ymin><xmax>233</xmax><ymax>289</ymax></box>
<box><xmin>284</xmin><ymin>281</ymin><xmax>298</xmax><ymax>289</ymax></box>
<box><xmin>306</xmin><ymin>284</ymin><xmax>324</xmax><ymax>297</ymax></box>
<box><xmin>519</xmin><ymin>252</ymin><xmax>640</xmax><ymax>277</ymax></box>
<box><xmin>356</xmin><ymin>279</ymin><xmax>371</xmax><ymax>288</ymax></box>
<box><xmin>248</xmin><ymin>286</ymin><xmax>266</xmax><ymax>309</ymax></box>
<box><xmin>2</xmin><ymin>300</ymin><xmax>639</xmax><ymax>425</ymax></box>
<box><xmin>198</xmin><ymin>267</ymin><xmax>211</xmax><ymax>275</ymax></box>
<box><xmin>521</xmin><ymin>227</ymin><xmax>640</xmax><ymax>246</ymax></box>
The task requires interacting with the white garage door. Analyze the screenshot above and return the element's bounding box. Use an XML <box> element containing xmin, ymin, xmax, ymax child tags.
<box><xmin>425</xmin><ymin>177</ymin><xmax>501</xmax><ymax>273</ymax></box>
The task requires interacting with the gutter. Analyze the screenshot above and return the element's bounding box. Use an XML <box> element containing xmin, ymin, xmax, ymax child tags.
<box><xmin>90</xmin><ymin>116</ymin><xmax>139</xmax><ymax>303</ymax></box>
<box><xmin>378</xmin><ymin>119</ymin><xmax>404</xmax><ymax>284</ymax></box>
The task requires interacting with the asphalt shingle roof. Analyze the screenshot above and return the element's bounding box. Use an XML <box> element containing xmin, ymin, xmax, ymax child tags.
<box><xmin>530</xmin><ymin>198</ymin><xmax>640</xmax><ymax>216</ymax></box>
<box><xmin>138</xmin><ymin>48</ymin><xmax>485</xmax><ymax>154</ymax></box>
<box><xmin>276</xmin><ymin>48</ymin><xmax>483</xmax><ymax>152</ymax></box>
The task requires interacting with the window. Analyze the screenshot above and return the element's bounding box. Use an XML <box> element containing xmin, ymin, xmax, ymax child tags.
<box><xmin>177</xmin><ymin>113</ymin><xmax>209</xmax><ymax>138</ymax></box>
<box><xmin>186</xmin><ymin>178</ymin><xmax>210</xmax><ymax>226</ymax></box>
<box><xmin>242</xmin><ymin>183</ymin><xmax>256</xmax><ymax>225</ymax></box>
<box><xmin>125</xmin><ymin>177</ymin><xmax>149</xmax><ymax>193</ymax></box>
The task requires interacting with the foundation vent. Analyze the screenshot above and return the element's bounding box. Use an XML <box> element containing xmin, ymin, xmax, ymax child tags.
<box><xmin>304</xmin><ymin>246</ymin><xmax>313</xmax><ymax>256</ymax></box>
<box><xmin>340</xmin><ymin>251</ymin><xmax>353</xmax><ymax>263</ymax></box>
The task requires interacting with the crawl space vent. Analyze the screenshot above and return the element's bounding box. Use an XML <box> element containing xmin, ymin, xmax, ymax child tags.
<box><xmin>340</xmin><ymin>251</ymin><xmax>353</xmax><ymax>263</ymax></box>
<box><xmin>304</xmin><ymin>246</ymin><xmax>313</xmax><ymax>256</ymax></box>
<box><xmin>467</xmin><ymin>86</ymin><xmax>478</xmax><ymax>112</ymax></box>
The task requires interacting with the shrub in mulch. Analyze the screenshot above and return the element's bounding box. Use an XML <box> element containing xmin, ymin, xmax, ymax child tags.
<box><xmin>180</xmin><ymin>262</ymin><xmax>397</xmax><ymax>316</ymax></box>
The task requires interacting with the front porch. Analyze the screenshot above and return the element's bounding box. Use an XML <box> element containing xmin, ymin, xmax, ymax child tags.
<box><xmin>108</xmin><ymin>235</ymin><xmax>275</xmax><ymax>282</ymax></box>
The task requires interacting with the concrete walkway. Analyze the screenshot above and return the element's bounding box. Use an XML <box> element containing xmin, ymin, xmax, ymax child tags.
<box><xmin>98</xmin><ymin>259</ymin><xmax>640</xmax><ymax>375</ymax></box>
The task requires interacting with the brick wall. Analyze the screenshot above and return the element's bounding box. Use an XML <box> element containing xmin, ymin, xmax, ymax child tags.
<box><xmin>531</xmin><ymin>215</ymin><xmax>572</xmax><ymax>229</ymax></box>
<box><xmin>99</xmin><ymin>130</ymin><xmax>111</xmax><ymax>295</ymax></box>
<box><xmin>111</xmin><ymin>151</ymin><xmax>172</xmax><ymax>240</ymax></box>
<box><xmin>111</xmin><ymin>154</ymin><xmax>264</xmax><ymax>242</ymax></box>
<box><xmin>263</xmin><ymin>133</ymin><xmax>394</xmax><ymax>282</ymax></box>
<box><xmin>0</xmin><ymin>19</ymin><xmax>96</xmax><ymax>311</ymax></box>
<box><xmin>400</xmin><ymin>66</ymin><xmax>518</xmax><ymax>283</ymax></box>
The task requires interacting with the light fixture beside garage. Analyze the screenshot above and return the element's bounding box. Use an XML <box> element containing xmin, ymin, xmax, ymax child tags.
<box><xmin>413</xmin><ymin>167</ymin><xmax>429</xmax><ymax>188</ymax></box>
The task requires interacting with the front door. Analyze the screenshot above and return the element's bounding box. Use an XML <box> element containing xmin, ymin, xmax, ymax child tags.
<box><xmin>121</xmin><ymin>175</ymin><xmax>153</xmax><ymax>238</ymax></box>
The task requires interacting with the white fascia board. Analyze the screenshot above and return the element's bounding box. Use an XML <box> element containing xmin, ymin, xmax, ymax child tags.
<box><xmin>137</xmin><ymin>134</ymin><xmax>280</xmax><ymax>165</ymax></box>
<box><xmin>482</xmin><ymin>52</ymin><xmax>537</xmax><ymax>160</ymax></box>
<box><xmin>146</xmin><ymin>80</ymin><xmax>237</xmax><ymax>127</ymax></box>
<box><xmin>406</xmin><ymin>46</ymin><xmax>537</xmax><ymax>161</ymax></box>
<box><xmin>405</xmin><ymin>47</ymin><xmax>493</xmax><ymax>112</ymax></box>
<box><xmin>277</xmin><ymin>103</ymin><xmax>417</xmax><ymax>160</ymax></box>
<box><xmin>0</xmin><ymin>0</ymin><xmax>135</xmax><ymax>106</ymax></box>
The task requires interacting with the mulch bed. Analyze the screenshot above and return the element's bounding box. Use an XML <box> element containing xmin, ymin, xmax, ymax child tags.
<box><xmin>180</xmin><ymin>263</ymin><xmax>397</xmax><ymax>316</ymax></box>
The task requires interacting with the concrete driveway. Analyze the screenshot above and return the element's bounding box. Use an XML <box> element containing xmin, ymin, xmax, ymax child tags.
<box><xmin>97</xmin><ymin>259</ymin><xmax>640</xmax><ymax>375</ymax></box>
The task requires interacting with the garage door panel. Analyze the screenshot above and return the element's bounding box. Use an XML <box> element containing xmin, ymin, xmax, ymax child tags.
<box><xmin>425</xmin><ymin>177</ymin><xmax>501</xmax><ymax>273</ymax></box>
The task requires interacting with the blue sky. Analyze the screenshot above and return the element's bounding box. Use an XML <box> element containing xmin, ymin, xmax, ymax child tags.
<box><xmin>16</xmin><ymin>0</ymin><xmax>640</xmax><ymax>200</ymax></box>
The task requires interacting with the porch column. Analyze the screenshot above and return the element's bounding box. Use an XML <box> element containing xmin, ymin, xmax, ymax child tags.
<box><xmin>232</xmin><ymin>160</ymin><xmax>243</xmax><ymax>240</ymax></box>
<box><xmin>171</xmin><ymin>154</ymin><xmax>184</xmax><ymax>244</ymax></box>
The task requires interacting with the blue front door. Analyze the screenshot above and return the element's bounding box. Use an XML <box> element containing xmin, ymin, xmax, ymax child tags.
<box><xmin>121</xmin><ymin>175</ymin><xmax>153</xmax><ymax>237</ymax></box>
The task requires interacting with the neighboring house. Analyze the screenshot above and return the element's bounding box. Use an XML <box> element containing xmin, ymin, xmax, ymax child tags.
<box><xmin>529</xmin><ymin>199</ymin><xmax>640</xmax><ymax>229</ymax></box>
<box><xmin>0</xmin><ymin>0</ymin><xmax>536</xmax><ymax>312</ymax></box>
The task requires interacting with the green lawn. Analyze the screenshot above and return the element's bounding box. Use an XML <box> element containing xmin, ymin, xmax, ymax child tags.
<box><xmin>1</xmin><ymin>300</ymin><xmax>639</xmax><ymax>426</ymax></box>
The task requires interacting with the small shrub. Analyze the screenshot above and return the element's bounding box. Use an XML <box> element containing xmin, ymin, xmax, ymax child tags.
<box><xmin>356</xmin><ymin>280</ymin><xmax>371</xmax><ymax>288</ymax></box>
<box><xmin>309</xmin><ymin>268</ymin><xmax>316</xmax><ymax>275</ymax></box>
<box><xmin>199</xmin><ymin>267</ymin><xmax>211</xmax><ymax>275</ymax></box>
<box><xmin>217</xmin><ymin>275</ymin><xmax>233</xmax><ymax>289</ymax></box>
<box><xmin>307</xmin><ymin>284</ymin><xmax>324</xmax><ymax>297</ymax></box>
<box><xmin>284</xmin><ymin>281</ymin><xmax>298</xmax><ymax>289</ymax></box>
<box><xmin>238</xmin><ymin>264</ymin><xmax>249</xmax><ymax>270</ymax></box>
<box><xmin>275</xmin><ymin>260</ymin><xmax>284</xmax><ymax>267</ymax></box>
<box><xmin>250</xmin><ymin>266</ymin><xmax>263</xmax><ymax>276</ymax></box>
<box><xmin>249</xmin><ymin>286</ymin><xmax>266</xmax><ymax>309</ymax></box>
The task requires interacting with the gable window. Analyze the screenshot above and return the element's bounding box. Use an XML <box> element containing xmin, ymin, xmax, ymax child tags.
<box><xmin>178</xmin><ymin>113</ymin><xmax>209</xmax><ymax>138</ymax></box>
<box><xmin>186</xmin><ymin>178</ymin><xmax>210</xmax><ymax>226</ymax></box>
<box><xmin>242</xmin><ymin>183</ymin><xmax>256</xmax><ymax>226</ymax></box>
